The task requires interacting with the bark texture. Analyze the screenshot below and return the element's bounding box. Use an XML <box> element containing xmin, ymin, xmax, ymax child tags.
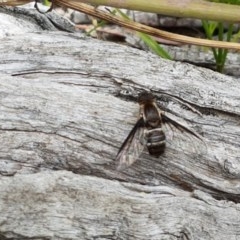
<box><xmin>0</xmin><ymin>7</ymin><xmax>240</xmax><ymax>240</ymax></box>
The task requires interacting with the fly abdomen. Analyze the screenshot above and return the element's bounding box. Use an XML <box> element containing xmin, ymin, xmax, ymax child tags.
<box><xmin>145</xmin><ymin>128</ymin><xmax>166</xmax><ymax>156</ymax></box>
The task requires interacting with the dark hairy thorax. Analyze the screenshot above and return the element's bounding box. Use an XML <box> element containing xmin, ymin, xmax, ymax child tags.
<box><xmin>143</xmin><ymin>102</ymin><xmax>162</xmax><ymax>128</ymax></box>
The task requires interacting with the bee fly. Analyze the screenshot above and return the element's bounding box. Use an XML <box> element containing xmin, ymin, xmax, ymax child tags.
<box><xmin>116</xmin><ymin>91</ymin><xmax>203</xmax><ymax>171</ymax></box>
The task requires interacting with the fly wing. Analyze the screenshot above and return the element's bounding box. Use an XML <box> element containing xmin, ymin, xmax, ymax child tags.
<box><xmin>161</xmin><ymin>113</ymin><xmax>206</xmax><ymax>155</ymax></box>
<box><xmin>116</xmin><ymin>117</ymin><xmax>145</xmax><ymax>171</ymax></box>
<box><xmin>162</xmin><ymin>114</ymin><xmax>203</xmax><ymax>140</ymax></box>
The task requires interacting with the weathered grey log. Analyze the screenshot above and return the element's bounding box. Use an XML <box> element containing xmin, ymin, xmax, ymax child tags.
<box><xmin>0</xmin><ymin>6</ymin><xmax>75</xmax><ymax>35</ymax></box>
<box><xmin>0</xmin><ymin>7</ymin><xmax>240</xmax><ymax>240</ymax></box>
<box><xmin>1</xmin><ymin>170</ymin><xmax>240</xmax><ymax>240</ymax></box>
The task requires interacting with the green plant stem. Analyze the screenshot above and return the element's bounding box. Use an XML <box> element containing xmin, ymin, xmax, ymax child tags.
<box><xmin>71</xmin><ymin>0</ymin><xmax>240</xmax><ymax>22</ymax></box>
<box><xmin>202</xmin><ymin>20</ymin><xmax>218</xmax><ymax>60</ymax></box>
<box><xmin>115</xmin><ymin>8</ymin><xmax>171</xmax><ymax>59</ymax></box>
<box><xmin>215</xmin><ymin>22</ymin><xmax>223</xmax><ymax>72</ymax></box>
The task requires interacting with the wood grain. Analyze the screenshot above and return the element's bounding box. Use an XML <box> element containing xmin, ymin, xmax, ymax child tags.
<box><xmin>0</xmin><ymin>8</ymin><xmax>240</xmax><ymax>240</ymax></box>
